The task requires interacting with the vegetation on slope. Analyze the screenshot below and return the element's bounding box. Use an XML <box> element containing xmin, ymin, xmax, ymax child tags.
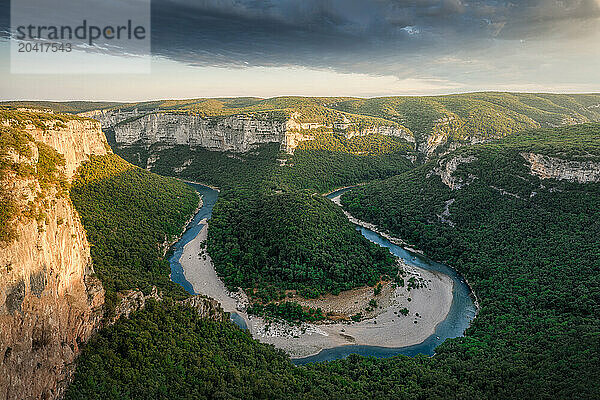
<box><xmin>331</xmin><ymin>92</ymin><xmax>600</xmax><ymax>152</ymax></box>
<box><xmin>275</xmin><ymin>148</ymin><xmax>412</xmax><ymax>193</ymax></box>
<box><xmin>0</xmin><ymin>120</ymin><xmax>69</xmax><ymax>244</ymax></box>
<box><xmin>123</xmin><ymin>143</ymin><xmax>281</xmax><ymax>190</ymax></box>
<box><xmin>70</xmin><ymin>154</ymin><xmax>199</xmax><ymax>314</ymax></box>
<box><xmin>208</xmin><ymin>189</ymin><xmax>396</xmax><ymax>301</ymax></box>
<box><xmin>65</xmin><ymin>299</ymin><xmax>461</xmax><ymax>400</ymax></box>
<box><xmin>64</xmin><ymin>113</ymin><xmax>600</xmax><ymax>399</ymax></box>
<box><xmin>118</xmin><ymin>140</ymin><xmax>414</xmax><ymax>194</ymax></box>
<box><xmin>339</xmin><ymin>123</ymin><xmax>600</xmax><ymax>398</ymax></box>
<box><xmin>115</xmin><ymin>140</ymin><xmax>408</xmax><ymax>314</ymax></box>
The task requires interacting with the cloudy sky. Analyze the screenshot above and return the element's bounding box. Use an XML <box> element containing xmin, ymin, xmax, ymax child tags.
<box><xmin>1</xmin><ymin>0</ymin><xmax>599</xmax><ymax>100</ymax></box>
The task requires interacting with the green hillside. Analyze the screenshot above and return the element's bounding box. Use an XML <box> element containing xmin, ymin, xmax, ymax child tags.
<box><xmin>63</xmin><ymin>117</ymin><xmax>600</xmax><ymax>399</ymax></box>
<box><xmin>208</xmin><ymin>189</ymin><xmax>396</xmax><ymax>301</ymax></box>
<box><xmin>340</xmin><ymin>123</ymin><xmax>600</xmax><ymax>398</ymax></box>
<box><xmin>64</xmin><ymin>126</ymin><xmax>600</xmax><ymax>399</ymax></box>
<box><xmin>70</xmin><ymin>154</ymin><xmax>199</xmax><ymax>314</ymax></box>
<box><xmin>331</xmin><ymin>92</ymin><xmax>600</xmax><ymax>153</ymax></box>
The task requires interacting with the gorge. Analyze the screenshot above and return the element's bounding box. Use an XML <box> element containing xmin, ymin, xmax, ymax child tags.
<box><xmin>1</xmin><ymin>97</ymin><xmax>599</xmax><ymax>399</ymax></box>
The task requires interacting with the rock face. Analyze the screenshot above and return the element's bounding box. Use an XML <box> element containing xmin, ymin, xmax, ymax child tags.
<box><xmin>427</xmin><ymin>155</ymin><xmax>478</xmax><ymax>190</ymax></box>
<box><xmin>182</xmin><ymin>296</ymin><xmax>228</xmax><ymax>322</ymax></box>
<box><xmin>85</xmin><ymin>110</ymin><xmax>412</xmax><ymax>154</ymax></box>
<box><xmin>26</xmin><ymin>119</ymin><xmax>108</xmax><ymax>179</ymax></box>
<box><xmin>113</xmin><ymin>113</ymin><xmax>288</xmax><ymax>153</ymax></box>
<box><xmin>110</xmin><ymin>287</ymin><xmax>227</xmax><ymax>324</ymax></box>
<box><xmin>521</xmin><ymin>152</ymin><xmax>600</xmax><ymax>183</ymax></box>
<box><xmin>111</xmin><ymin>287</ymin><xmax>162</xmax><ymax>323</ymax></box>
<box><xmin>0</xmin><ymin>114</ymin><xmax>108</xmax><ymax>400</ymax></box>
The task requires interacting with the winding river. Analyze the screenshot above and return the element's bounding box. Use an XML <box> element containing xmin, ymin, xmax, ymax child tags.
<box><xmin>169</xmin><ymin>184</ymin><xmax>477</xmax><ymax>364</ymax></box>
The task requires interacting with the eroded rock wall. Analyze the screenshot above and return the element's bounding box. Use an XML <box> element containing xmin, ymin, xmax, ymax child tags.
<box><xmin>91</xmin><ymin>110</ymin><xmax>411</xmax><ymax>154</ymax></box>
<box><xmin>0</xmin><ymin>116</ymin><xmax>108</xmax><ymax>400</ymax></box>
<box><xmin>113</xmin><ymin>113</ymin><xmax>287</xmax><ymax>152</ymax></box>
<box><xmin>522</xmin><ymin>152</ymin><xmax>600</xmax><ymax>183</ymax></box>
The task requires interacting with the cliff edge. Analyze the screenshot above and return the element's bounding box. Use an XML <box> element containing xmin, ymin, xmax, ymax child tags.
<box><xmin>0</xmin><ymin>111</ymin><xmax>108</xmax><ymax>400</ymax></box>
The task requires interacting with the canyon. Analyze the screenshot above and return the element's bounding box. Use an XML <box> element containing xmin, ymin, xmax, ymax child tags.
<box><xmin>0</xmin><ymin>112</ymin><xmax>226</xmax><ymax>400</ymax></box>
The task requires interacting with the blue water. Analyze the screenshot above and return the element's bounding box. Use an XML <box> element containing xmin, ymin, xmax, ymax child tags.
<box><xmin>168</xmin><ymin>183</ymin><xmax>248</xmax><ymax>329</ymax></box>
<box><xmin>292</xmin><ymin>188</ymin><xmax>477</xmax><ymax>365</ymax></box>
<box><xmin>169</xmin><ymin>185</ymin><xmax>476</xmax><ymax>364</ymax></box>
<box><xmin>169</xmin><ymin>183</ymin><xmax>219</xmax><ymax>293</ymax></box>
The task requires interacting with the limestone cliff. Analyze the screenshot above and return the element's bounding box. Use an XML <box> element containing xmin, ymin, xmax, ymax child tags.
<box><xmin>427</xmin><ymin>155</ymin><xmax>478</xmax><ymax>190</ymax></box>
<box><xmin>521</xmin><ymin>152</ymin><xmax>600</xmax><ymax>183</ymax></box>
<box><xmin>0</xmin><ymin>112</ymin><xmax>108</xmax><ymax>400</ymax></box>
<box><xmin>85</xmin><ymin>109</ymin><xmax>412</xmax><ymax>154</ymax></box>
<box><xmin>113</xmin><ymin>113</ymin><xmax>287</xmax><ymax>153</ymax></box>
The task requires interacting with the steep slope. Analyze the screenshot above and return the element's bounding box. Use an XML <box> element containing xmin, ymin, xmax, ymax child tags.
<box><xmin>67</xmin><ymin>92</ymin><xmax>600</xmax><ymax>158</ymax></box>
<box><xmin>331</xmin><ymin>92</ymin><xmax>600</xmax><ymax>155</ymax></box>
<box><xmin>69</xmin><ymin>154</ymin><xmax>200</xmax><ymax>314</ymax></box>
<box><xmin>58</xmin><ymin>125</ymin><xmax>600</xmax><ymax>399</ymax></box>
<box><xmin>340</xmin><ymin>123</ymin><xmax>600</xmax><ymax>398</ymax></box>
<box><xmin>0</xmin><ymin>111</ymin><xmax>108</xmax><ymax>399</ymax></box>
<box><xmin>0</xmin><ymin>110</ymin><xmax>220</xmax><ymax>399</ymax></box>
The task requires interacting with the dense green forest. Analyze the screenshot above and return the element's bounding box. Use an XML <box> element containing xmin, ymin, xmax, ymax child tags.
<box><xmin>339</xmin><ymin>123</ymin><xmax>600</xmax><ymax>398</ymax></box>
<box><xmin>65</xmin><ymin>299</ymin><xmax>462</xmax><ymax>400</ymax></box>
<box><xmin>68</xmin><ymin>123</ymin><xmax>600</xmax><ymax>399</ymax></box>
<box><xmin>118</xmin><ymin>139</ymin><xmax>414</xmax><ymax>194</ymax></box>
<box><xmin>123</xmin><ymin>143</ymin><xmax>281</xmax><ymax>190</ymax></box>
<box><xmin>114</xmin><ymin>136</ymin><xmax>412</xmax><ymax>308</ymax></box>
<box><xmin>117</xmin><ymin>138</ymin><xmax>407</xmax><ymax>306</ymax></box>
<box><xmin>61</xmin><ymin>113</ymin><xmax>600</xmax><ymax>398</ymax></box>
<box><xmin>70</xmin><ymin>154</ymin><xmax>199</xmax><ymax>314</ymax></box>
<box><xmin>207</xmin><ymin>189</ymin><xmax>396</xmax><ymax>301</ymax></box>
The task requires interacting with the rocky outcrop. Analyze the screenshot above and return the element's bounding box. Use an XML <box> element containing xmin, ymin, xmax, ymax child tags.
<box><xmin>86</xmin><ymin>109</ymin><xmax>412</xmax><ymax>154</ymax></box>
<box><xmin>78</xmin><ymin>109</ymin><xmax>142</xmax><ymax>129</ymax></box>
<box><xmin>182</xmin><ymin>296</ymin><xmax>228</xmax><ymax>322</ymax></box>
<box><xmin>0</xmin><ymin>114</ymin><xmax>108</xmax><ymax>400</ymax></box>
<box><xmin>0</xmin><ymin>118</ymin><xmax>109</xmax><ymax>179</ymax></box>
<box><xmin>113</xmin><ymin>113</ymin><xmax>287</xmax><ymax>153</ymax></box>
<box><xmin>521</xmin><ymin>152</ymin><xmax>600</xmax><ymax>183</ymax></box>
<box><xmin>111</xmin><ymin>287</ymin><xmax>162</xmax><ymax>323</ymax></box>
<box><xmin>427</xmin><ymin>155</ymin><xmax>478</xmax><ymax>190</ymax></box>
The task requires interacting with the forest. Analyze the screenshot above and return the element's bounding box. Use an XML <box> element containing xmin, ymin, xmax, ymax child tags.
<box><xmin>207</xmin><ymin>188</ymin><xmax>396</xmax><ymax>301</ymax></box>
<box><xmin>65</xmin><ymin>299</ymin><xmax>462</xmax><ymax>400</ymax></box>
<box><xmin>57</xmin><ymin>109</ymin><xmax>600</xmax><ymax>399</ymax></box>
<box><xmin>70</xmin><ymin>154</ymin><xmax>199</xmax><ymax>314</ymax></box>
<box><xmin>340</xmin><ymin>123</ymin><xmax>600</xmax><ymax>398</ymax></box>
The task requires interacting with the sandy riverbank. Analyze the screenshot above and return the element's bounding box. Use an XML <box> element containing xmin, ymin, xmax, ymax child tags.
<box><xmin>179</xmin><ymin>219</ymin><xmax>454</xmax><ymax>359</ymax></box>
<box><xmin>180</xmin><ymin>220</ymin><xmax>247</xmax><ymax>315</ymax></box>
<box><xmin>252</xmin><ymin>264</ymin><xmax>453</xmax><ymax>358</ymax></box>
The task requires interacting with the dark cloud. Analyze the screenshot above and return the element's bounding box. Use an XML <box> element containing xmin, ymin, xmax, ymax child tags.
<box><xmin>0</xmin><ymin>0</ymin><xmax>598</xmax><ymax>86</ymax></box>
<box><xmin>150</xmin><ymin>0</ymin><xmax>600</xmax><ymax>73</ymax></box>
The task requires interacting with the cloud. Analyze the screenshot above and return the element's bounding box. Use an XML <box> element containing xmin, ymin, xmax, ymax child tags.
<box><xmin>0</xmin><ymin>0</ymin><xmax>598</xmax><ymax>90</ymax></box>
<box><xmin>150</xmin><ymin>0</ymin><xmax>600</xmax><ymax>68</ymax></box>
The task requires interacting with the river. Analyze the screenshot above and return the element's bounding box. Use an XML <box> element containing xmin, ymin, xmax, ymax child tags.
<box><xmin>169</xmin><ymin>184</ymin><xmax>477</xmax><ymax>364</ymax></box>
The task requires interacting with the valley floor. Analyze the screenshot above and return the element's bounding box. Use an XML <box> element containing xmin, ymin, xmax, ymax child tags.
<box><xmin>180</xmin><ymin>219</ymin><xmax>453</xmax><ymax>359</ymax></box>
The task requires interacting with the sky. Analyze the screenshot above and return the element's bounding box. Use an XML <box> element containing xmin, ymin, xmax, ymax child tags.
<box><xmin>1</xmin><ymin>0</ymin><xmax>599</xmax><ymax>101</ymax></box>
